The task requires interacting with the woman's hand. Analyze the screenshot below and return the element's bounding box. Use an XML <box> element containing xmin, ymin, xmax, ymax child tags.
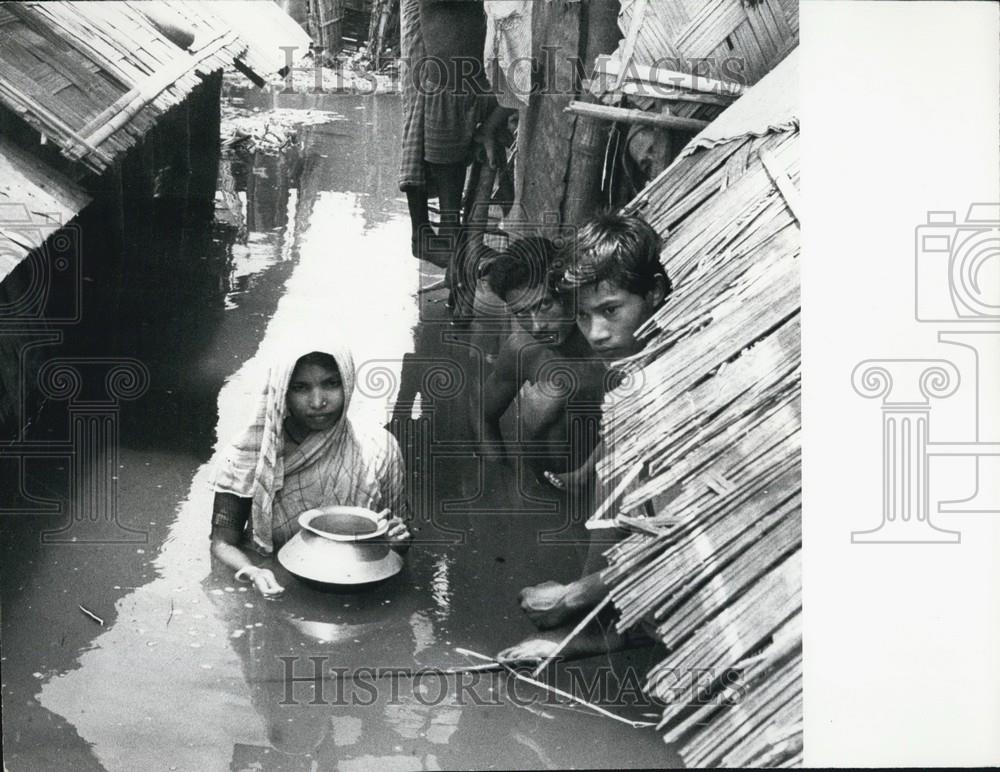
<box><xmin>383</xmin><ymin>515</ymin><xmax>412</xmax><ymax>553</ymax></box>
<box><xmin>238</xmin><ymin>566</ymin><xmax>284</xmax><ymax>597</ymax></box>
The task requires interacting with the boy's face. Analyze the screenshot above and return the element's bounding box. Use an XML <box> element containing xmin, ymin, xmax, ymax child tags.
<box><xmin>506</xmin><ymin>283</ymin><xmax>576</xmax><ymax>345</ymax></box>
<box><xmin>575</xmin><ymin>278</ymin><xmax>665</xmax><ymax>359</ymax></box>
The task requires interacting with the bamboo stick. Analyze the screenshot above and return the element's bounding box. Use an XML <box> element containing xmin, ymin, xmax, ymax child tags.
<box><xmin>530</xmin><ymin>594</ymin><xmax>613</xmax><ymax>677</ymax></box>
<box><xmin>455</xmin><ymin>648</ymin><xmax>657</xmax><ymax>729</ymax></box>
<box><xmin>586</xmin><ymin>460</ymin><xmax>643</xmax><ymax>528</ymax></box>
<box><xmin>75</xmin><ymin>31</ymin><xmax>240</xmax><ymax>154</ymax></box>
<box><xmin>78</xmin><ymin>604</ymin><xmax>104</xmax><ymax>626</ymax></box>
<box><xmin>566</xmin><ymin>101</ymin><xmax>709</xmax><ymax>132</ymax></box>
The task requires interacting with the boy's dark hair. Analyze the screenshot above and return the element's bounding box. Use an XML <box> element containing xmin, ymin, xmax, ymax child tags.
<box><xmin>485</xmin><ymin>236</ymin><xmax>559</xmax><ymax>300</ymax></box>
<box><xmin>558</xmin><ymin>212</ymin><xmax>671</xmax><ymax>298</ymax></box>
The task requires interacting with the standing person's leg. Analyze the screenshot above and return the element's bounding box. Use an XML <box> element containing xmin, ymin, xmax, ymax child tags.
<box><xmin>399</xmin><ymin>0</ymin><xmax>432</xmax><ymax>262</ymax></box>
<box><xmin>426</xmin><ymin>162</ymin><xmax>466</xmax><ymax>251</ymax></box>
<box><xmin>425</xmin><ymin>161</ymin><xmax>468</xmax><ymax>302</ymax></box>
<box><xmin>405</xmin><ymin>186</ymin><xmax>435</xmax><ymax>262</ymax></box>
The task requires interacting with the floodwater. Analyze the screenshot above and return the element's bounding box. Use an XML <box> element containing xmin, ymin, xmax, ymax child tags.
<box><xmin>1</xmin><ymin>89</ymin><xmax>679</xmax><ymax>770</ymax></box>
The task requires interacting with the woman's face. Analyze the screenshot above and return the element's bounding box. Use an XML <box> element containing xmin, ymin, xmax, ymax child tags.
<box><xmin>285</xmin><ymin>358</ymin><xmax>345</xmax><ymax>434</ymax></box>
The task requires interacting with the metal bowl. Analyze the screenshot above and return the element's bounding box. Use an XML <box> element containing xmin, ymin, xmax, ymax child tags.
<box><xmin>277</xmin><ymin>506</ymin><xmax>403</xmax><ymax>586</ymax></box>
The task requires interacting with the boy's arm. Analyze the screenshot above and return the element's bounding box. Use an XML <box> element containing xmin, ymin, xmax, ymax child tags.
<box><xmin>518</xmin><ymin>349</ymin><xmax>583</xmax><ymax>441</ymax></box>
<box><xmin>478</xmin><ymin>336</ymin><xmax>522</xmax><ymax>461</ymax></box>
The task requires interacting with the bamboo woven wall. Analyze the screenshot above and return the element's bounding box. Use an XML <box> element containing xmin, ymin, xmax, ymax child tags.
<box><xmin>606</xmin><ymin>0</ymin><xmax>798</xmax><ymax>120</ymax></box>
<box><xmin>597</xmin><ymin>75</ymin><xmax>802</xmax><ymax>765</ymax></box>
<box><xmin>618</xmin><ymin>0</ymin><xmax>797</xmax><ymax>82</ymax></box>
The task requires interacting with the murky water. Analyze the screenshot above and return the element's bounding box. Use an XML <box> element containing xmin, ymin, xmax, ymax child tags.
<box><xmin>1</xmin><ymin>92</ymin><xmax>678</xmax><ymax>770</ymax></box>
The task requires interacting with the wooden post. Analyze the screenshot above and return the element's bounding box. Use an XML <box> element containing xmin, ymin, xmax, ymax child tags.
<box><xmin>560</xmin><ymin>0</ymin><xmax>623</xmax><ymax>225</ymax></box>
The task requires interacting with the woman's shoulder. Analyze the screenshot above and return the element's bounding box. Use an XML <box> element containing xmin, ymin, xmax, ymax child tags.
<box><xmin>350</xmin><ymin>422</ymin><xmax>403</xmax><ymax>461</ymax></box>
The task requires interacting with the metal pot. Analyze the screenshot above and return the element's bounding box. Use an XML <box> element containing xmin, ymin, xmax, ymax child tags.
<box><xmin>277</xmin><ymin>507</ymin><xmax>403</xmax><ymax>585</ymax></box>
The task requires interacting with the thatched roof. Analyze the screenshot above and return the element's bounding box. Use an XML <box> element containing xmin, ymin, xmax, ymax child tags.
<box><xmin>0</xmin><ymin>1</ymin><xmax>309</xmax><ymax>174</ymax></box>
<box><xmin>596</xmin><ymin>49</ymin><xmax>801</xmax><ymax>768</ymax></box>
<box><xmin>595</xmin><ymin>0</ymin><xmax>798</xmax><ymax>124</ymax></box>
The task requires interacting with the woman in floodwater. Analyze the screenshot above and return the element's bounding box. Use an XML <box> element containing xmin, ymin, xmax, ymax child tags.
<box><xmin>210</xmin><ymin>337</ymin><xmax>411</xmax><ymax>596</ymax></box>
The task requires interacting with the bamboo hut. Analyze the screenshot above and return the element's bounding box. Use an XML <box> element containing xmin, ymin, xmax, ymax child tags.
<box><xmin>0</xmin><ymin>1</ymin><xmax>307</xmax><ymax>176</ymax></box>
<box><xmin>595</xmin><ymin>49</ymin><xmax>801</xmax><ymax>768</ymax></box>
<box><xmin>0</xmin><ymin>0</ymin><xmax>309</xmax><ymax>426</ymax></box>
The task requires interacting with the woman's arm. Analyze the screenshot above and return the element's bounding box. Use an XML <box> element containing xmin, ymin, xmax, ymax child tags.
<box><xmin>209</xmin><ymin>493</ymin><xmax>284</xmax><ymax>595</ymax></box>
<box><xmin>379</xmin><ymin>434</ymin><xmax>413</xmax><ymax>553</ymax></box>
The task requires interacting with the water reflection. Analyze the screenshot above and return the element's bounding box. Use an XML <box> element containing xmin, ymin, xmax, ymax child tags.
<box><xmin>19</xmin><ymin>90</ymin><xmax>679</xmax><ymax>770</ymax></box>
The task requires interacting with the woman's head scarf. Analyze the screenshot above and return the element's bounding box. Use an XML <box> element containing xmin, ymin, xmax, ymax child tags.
<box><xmin>212</xmin><ymin>337</ymin><xmax>357</xmax><ymax>554</ymax></box>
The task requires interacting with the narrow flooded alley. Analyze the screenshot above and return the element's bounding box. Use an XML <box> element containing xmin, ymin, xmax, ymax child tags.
<box><xmin>2</xmin><ymin>89</ymin><xmax>676</xmax><ymax>771</ymax></box>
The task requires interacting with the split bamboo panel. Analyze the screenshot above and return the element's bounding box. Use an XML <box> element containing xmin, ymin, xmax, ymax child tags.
<box><xmin>600</xmin><ymin>121</ymin><xmax>801</xmax><ymax>766</ymax></box>
<box><xmin>604</xmin><ymin>0</ymin><xmax>798</xmax><ymax>119</ymax></box>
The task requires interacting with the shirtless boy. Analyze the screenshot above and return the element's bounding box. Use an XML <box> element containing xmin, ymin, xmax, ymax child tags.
<box><xmin>478</xmin><ymin>236</ymin><xmax>605</xmax><ymax>479</ymax></box>
<box><xmin>498</xmin><ymin>212</ymin><xmax>671</xmax><ymax>663</ymax></box>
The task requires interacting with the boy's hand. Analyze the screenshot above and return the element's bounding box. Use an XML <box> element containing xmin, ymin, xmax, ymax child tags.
<box><xmin>542</xmin><ymin>468</ymin><xmax>586</xmax><ymax>492</ymax></box>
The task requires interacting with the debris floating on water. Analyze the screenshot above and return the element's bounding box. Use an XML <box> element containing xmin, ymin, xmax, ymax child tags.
<box><xmin>78</xmin><ymin>604</ymin><xmax>104</xmax><ymax>626</ymax></box>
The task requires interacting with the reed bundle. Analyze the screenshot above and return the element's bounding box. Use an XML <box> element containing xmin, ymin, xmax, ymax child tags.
<box><xmin>595</xmin><ymin>52</ymin><xmax>801</xmax><ymax>766</ymax></box>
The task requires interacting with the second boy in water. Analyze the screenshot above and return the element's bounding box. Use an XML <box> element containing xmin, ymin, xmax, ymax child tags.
<box><xmin>477</xmin><ymin>236</ymin><xmax>606</xmax><ymax>481</ymax></box>
<box><xmin>499</xmin><ymin>212</ymin><xmax>672</xmax><ymax>663</ymax></box>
